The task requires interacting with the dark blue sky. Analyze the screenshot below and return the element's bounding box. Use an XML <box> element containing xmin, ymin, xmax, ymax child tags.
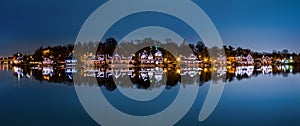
<box><xmin>0</xmin><ymin>0</ymin><xmax>299</xmax><ymax>56</ymax></box>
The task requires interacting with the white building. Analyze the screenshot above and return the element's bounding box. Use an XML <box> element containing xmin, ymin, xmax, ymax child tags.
<box><xmin>236</xmin><ymin>54</ymin><xmax>254</xmax><ymax>65</ymax></box>
<box><xmin>140</xmin><ymin>50</ymin><xmax>164</xmax><ymax>64</ymax></box>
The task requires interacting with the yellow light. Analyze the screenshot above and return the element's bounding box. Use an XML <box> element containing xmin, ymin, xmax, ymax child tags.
<box><xmin>43</xmin><ymin>76</ymin><xmax>50</xmax><ymax>81</ymax></box>
<box><xmin>176</xmin><ymin>69</ymin><xmax>181</xmax><ymax>74</ymax></box>
<box><xmin>213</xmin><ymin>67</ymin><xmax>217</xmax><ymax>71</ymax></box>
<box><xmin>204</xmin><ymin>68</ymin><xmax>208</xmax><ymax>72</ymax></box>
<box><xmin>177</xmin><ymin>58</ymin><xmax>181</xmax><ymax>61</ymax></box>
<box><xmin>43</xmin><ymin>50</ymin><xmax>50</xmax><ymax>54</ymax></box>
<box><xmin>164</xmin><ymin>69</ymin><xmax>167</xmax><ymax>73</ymax></box>
<box><xmin>204</xmin><ymin>58</ymin><xmax>208</xmax><ymax>62</ymax></box>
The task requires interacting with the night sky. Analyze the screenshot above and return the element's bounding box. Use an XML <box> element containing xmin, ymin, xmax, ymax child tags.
<box><xmin>0</xmin><ymin>0</ymin><xmax>300</xmax><ymax>56</ymax></box>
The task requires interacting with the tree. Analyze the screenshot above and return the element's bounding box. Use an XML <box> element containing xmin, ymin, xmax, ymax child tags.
<box><xmin>104</xmin><ymin>38</ymin><xmax>118</xmax><ymax>55</ymax></box>
<box><xmin>32</xmin><ymin>47</ymin><xmax>44</xmax><ymax>62</ymax></box>
<box><xmin>282</xmin><ymin>49</ymin><xmax>289</xmax><ymax>54</ymax></box>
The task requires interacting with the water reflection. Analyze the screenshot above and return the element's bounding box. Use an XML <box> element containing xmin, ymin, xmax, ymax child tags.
<box><xmin>2</xmin><ymin>65</ymin><xmax>300</xmax><ymax>89</ymax></box>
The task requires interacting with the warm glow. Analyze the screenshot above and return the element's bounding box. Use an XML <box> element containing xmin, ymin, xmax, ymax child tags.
<box><xmin>176</xmin><ymin>69</ymin><xmax>181</xmax><ymax>74</ymax></box>
<box><xmin>43</xmin><ymin>50</ymin><xmax>50</xmax><ymax>55</ymax></box>
<box><xmin>204</xmin><ymin>68</ymin><xmax>208</xmax><ymax>72</ymax></box>
<box><xmin>43</xmin><ymin>75</ymin><xmax>50</xmax><ymax>81</ymax></box>
<box><xmin>164</xmin><ymin>69</ymin><xmax>168</xmax><ymax>73</ymax></box>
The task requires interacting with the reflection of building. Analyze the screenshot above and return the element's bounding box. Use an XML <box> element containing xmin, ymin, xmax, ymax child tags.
<box><xmin>235</xmin><ymin>66</ymin><xmax>254</xmax><ymax>77</ymax></box>
<box><xmin>139</xmin><ymin>67</ymin><xmax>164</xmax><ymax>82</ymax></box>
<box><xmin>13</xmin><ymin>66</ymin><xmax>31</xmax><ymax>81</ymax></box>
<box><xmin>42</xmin><ymin>66</ymin><xmax>54</xmax><ymax>76</ymax></box>
<box><xmin>179</xmin><ymin>67</ymin><xmax>202</xmax><ymax>77</ymax></box>
<box><xmin>277</xmin><ymin>65</ymin><xmax>294</xmax><ymax>73</ymax></box>
<box><xmin>260</xmin><ymin>66</ymin><xmax>272</xmax><ymax>74</ymax></box>
<box><xmin>65</xmin><ymin>53</ymin><xmax>77</xmax><ymax>73</ymax></box>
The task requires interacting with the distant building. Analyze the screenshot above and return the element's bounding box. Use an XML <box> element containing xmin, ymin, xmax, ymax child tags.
<box><xmin>236</xmin><ymin>54</ymin><xmax>254</xmax><ymax>65</ymax></box>
<box><xmin>112</xmin><ymin>53</ymin><xmax>134</xmax><ymax>64</ymax></box>
<box><xmin>42</xmin><ymin>57</ymin><xmax>54</xmax><ymax>65</ymax></box>
<box><xmin>261</xmin><ymin>55</ymin><xmax>272</xmax><ymax>65</ymax></box>
<box><xmin>216</xmin><ymin>55</ymin><xmax>226</xmax><ymax>65</ymax></box>
<box><xmin>140</xmin><ymin>50</ymin><xmax>164</xmax><ymax>65</ymax></box>
<box><xmin>226</xmin><ymin>56</ymin><xmax>236</xmax><ymax>65</ymax></box>
<box><xmin>180</xmin><ymin>54</ymin><xmax>201</xmax><ymax>64</ymax></box>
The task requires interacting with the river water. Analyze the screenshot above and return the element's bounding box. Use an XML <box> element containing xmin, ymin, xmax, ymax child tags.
<box><xmin>0</xmin><ymin>65</ymin><xmax>300</xmax><ymax>126</ymax></box>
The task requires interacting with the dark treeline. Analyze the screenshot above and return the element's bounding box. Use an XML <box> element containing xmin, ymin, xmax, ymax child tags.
<box><xmin>18</xmin><ymin>44</ymin><xmax>74</xmax><ymax>63</ymax></box>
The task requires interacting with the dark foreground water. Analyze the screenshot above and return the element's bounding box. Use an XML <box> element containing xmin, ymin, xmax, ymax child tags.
<box><xmin>0</xmin><ymin>65</ymin><xmax>300</xmax><ymax>126</ymax></box>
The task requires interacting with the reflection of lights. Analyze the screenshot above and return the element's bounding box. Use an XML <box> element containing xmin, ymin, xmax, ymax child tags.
<box><xmin>164</xmin><ymin>69</ymin><xmax>168</xmax><ymax>73</ymax></box>
<box><xmin>212</xmin><ymin>67</ymin><xmax>217</xmax><ymax>71</ymax></box>
<box><xmin>177</xmin><ymin>58</ymin><xmax>181</xmax><ymax>61</ymax></box>
<box><xmin>204</xmin><ymin>58</ymin><xmax>208</xmax><ymax>62</ymax></box>
<box><xmin>176</xmin><ymin>69</ymin><xmax>181</xmax><ymax>74</ymax></box>
<box><xmin>43</xmin><ymin>76</ymin><xmax>50</xmax><ymax>81</ymax></box>
<box><xmin>42</xmin><ymin>67</ymin><xmax>54</xmax><ymax>76</ymax></box>
<box><xmin>204</xmin><ymin>68</ymin><xmax>208</xmax><ymax>72</ymax></box>
<box><xmin>13</xmin><ymin>66</ymin><xmax>20</xmax><ymax>73</ymax></box>
<box><xmin>227</xmin><ymin>66</ymin><xmax>232</xmax><ymax>69</ymax></box>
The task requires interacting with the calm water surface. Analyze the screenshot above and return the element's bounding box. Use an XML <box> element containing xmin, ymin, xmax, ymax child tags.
<box><xmin>0</xmin><ymin>65</ymin><xmax>300</xmax><ymax>126</ymax></box>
